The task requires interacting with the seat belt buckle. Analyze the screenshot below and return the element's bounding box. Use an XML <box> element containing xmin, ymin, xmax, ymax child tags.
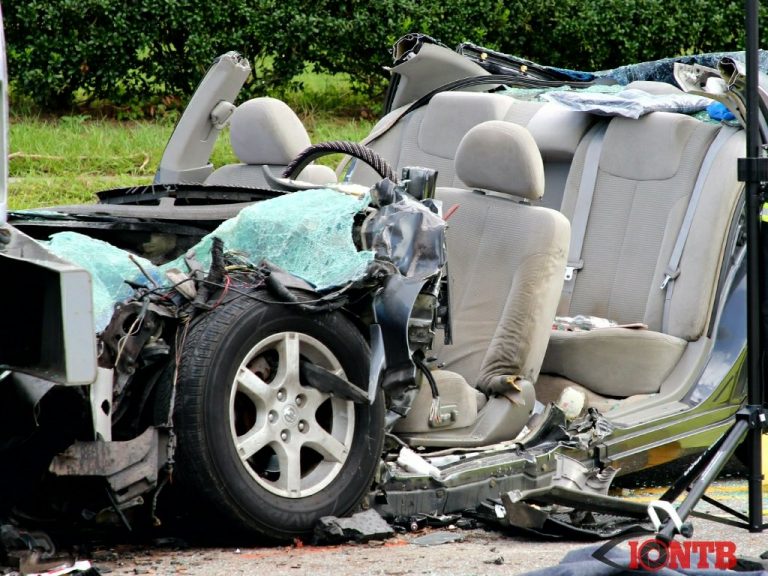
<box><xmin>660</xmin><ymin>267</ymin><xmax>680</xmax><ymax>290</ymax></box>
<box><xmin>564</xmin><ymin>260</ymin><xmax>583</xmax><ymax>282</ymax></box>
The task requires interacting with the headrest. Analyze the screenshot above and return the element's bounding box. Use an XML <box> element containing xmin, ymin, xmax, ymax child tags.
<box><xmin>455</xmin><ymin>121</ymin><xmax>544</xmax><ymax>200</ymax></box>
<box><xmin>229</xmin><ymin>98</ymin><xmax>311</xmax><ymax>165</ymax></box>
<box><xmin>625</xmin><ymin>80</ymin><xmax>684</xmax><ymax>95</ymax></box>
<box><xmin>418</xmin><ymin>92</ymin><xmax>515</xmax><ymax>158</ymax></box>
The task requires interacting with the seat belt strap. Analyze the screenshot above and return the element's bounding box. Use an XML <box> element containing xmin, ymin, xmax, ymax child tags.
<box><xmin>661</xmin><ymin>126</ymin><xmax>735</xmax><ymax>333</ymax></box>
<box><xmin>558</xmin><ymin>122</ymin><xmax>608</xmax><ymax>316</ymax></box>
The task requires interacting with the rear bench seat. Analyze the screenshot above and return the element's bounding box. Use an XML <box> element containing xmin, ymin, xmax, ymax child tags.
<box><xmin>539</xmin><ymin>112</ymin><xmax>744</xmax><ymax>402</ymax></box>
<box><xmin>349</xmin><ymin>91</ymin><xmax>593</xmax><ymax>210</ymax></box>
<box><xmin>357</xmin><ymin>84</ymin><xmax>743</xmax><ymax>410</ymax></box>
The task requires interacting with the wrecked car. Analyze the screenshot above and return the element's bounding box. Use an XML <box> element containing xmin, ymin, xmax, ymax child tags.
<box><xmin>0</xmin><ymin>28</ymin><xmax>757</xmax><ymax>544</ymax></box>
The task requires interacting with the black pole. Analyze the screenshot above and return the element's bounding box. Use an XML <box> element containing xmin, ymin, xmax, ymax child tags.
<box><xmin>744</xmin><ymin>0</ymin><xmax>765</xmax><ymax>533</ymax></box>
<box><xmin>658</xmin><ymin>420</ymin><xmax>751</xmax><ymax>541</ymax></box>
<box><xmin>656</xmin><ymin>0</ymin><xmax>767</xmax><ymax>538</ymax></box>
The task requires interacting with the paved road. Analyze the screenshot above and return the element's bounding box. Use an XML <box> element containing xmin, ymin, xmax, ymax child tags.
<box><xmin>92</xmin><ymin>478</ymin><xmax>768</xmax><ymax>576</ymax></box>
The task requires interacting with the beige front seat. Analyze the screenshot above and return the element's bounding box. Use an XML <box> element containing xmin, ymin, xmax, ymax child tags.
<box><xmin>540</xmin><ymin>112</ymin><xmax>744</xmax><ymax>401</ymax></box>
<box><xmin>395</xmin><ymin>121</ymin><xmax>570</xmax><ymax>446</ymax></box>
<box><xmin>205</xmin><ymin>97</ymin><xmax>336</xmax><ymax>188</ymax></box>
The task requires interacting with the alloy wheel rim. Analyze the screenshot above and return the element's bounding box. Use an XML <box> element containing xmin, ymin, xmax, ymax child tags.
<box><xmin>228</xmin><ymin>331</ymin><xmax>355</xmax><ymax>498</ymax></box>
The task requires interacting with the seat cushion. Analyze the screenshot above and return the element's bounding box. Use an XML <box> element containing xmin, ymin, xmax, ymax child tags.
<box><xmin>540</xmin><ymin>327</ymin><xmax>687</xmax><ymax>396</ymax></box>
<box><xmin>536</xmin><ymin>374</ymin><xmax>655</xmax><ymax>414</ymax></box>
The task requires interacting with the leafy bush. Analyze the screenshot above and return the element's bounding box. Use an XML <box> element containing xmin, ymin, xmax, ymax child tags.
<box><xmin>2</xmin><ymin>0</ymin><xmax>751</xmax><ymax>112</ymax></box>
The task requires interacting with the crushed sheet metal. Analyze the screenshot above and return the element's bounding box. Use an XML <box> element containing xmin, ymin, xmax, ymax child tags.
<box><xmin>566</xmin><ymin>408</ymin><xmax>613</xmax><ymax>449</ymax></box>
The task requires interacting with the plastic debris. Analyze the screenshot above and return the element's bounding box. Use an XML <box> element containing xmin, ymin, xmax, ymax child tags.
<box><xmin>411</xmin><ymin>531</ymin><xmax>464</xmax><ymax>546</ymax></box>
<box><xmin>396</xmin><ymin>447</ymin><xmax>442</xmax><ymax>481</ymax></box>
<box><xmin>541</xmin><ymin>88</ymin><xmax>712</xmax><ymax>119</ymax></box>
<box><xmin>29</xmin><ymin>560</ymin><xmax>96</xmax><ymax>576</ymax></box>
<box><xmin>313</xmin><ymin>509</ymin><xmax>394</xmax><ymax>544</ymax></box>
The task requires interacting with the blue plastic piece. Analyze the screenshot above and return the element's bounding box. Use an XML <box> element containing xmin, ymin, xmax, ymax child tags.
<box><xmin>707</xmin><ymin>101</ymin><xmax>736</xmax><ymax>121</ymax></box>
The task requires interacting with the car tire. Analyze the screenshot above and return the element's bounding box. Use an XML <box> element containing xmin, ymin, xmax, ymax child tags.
<box><xmin>173</xmin><ymin>293</ymin><xmax>384</xmax><ymax>541</ymax></box>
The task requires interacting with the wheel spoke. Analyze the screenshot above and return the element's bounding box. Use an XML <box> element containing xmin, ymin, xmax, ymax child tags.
<box><xmin>304</xmin><ymin>425</ymin><xmax>349</xmax><ymax>463</ymax></box>
<box><xmin>236</xmin><ymin>367</ymin><xmax>271</xmax><ymax>403</ymax></box>
<box><xmin>275</xmin><ymin>333</ymin><xmax>301</xmax><ymax>391</ymax></box>
<box><xmin>235</xmin><ymin>425</ymin><xmax>272</xmax><ymax>460</ymax></box>
<box><xmin>275</xmin><ymin>443</ymin><xmax>302</xmax><ymax>495</ymax></box>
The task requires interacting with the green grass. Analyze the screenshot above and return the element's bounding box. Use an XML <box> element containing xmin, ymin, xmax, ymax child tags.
<box><xmin>9</xmin><ymin>109</ymin><xmax>374</xmax><ymax>210</ymax></box>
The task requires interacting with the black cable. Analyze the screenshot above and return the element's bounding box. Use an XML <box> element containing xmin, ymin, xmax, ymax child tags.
<box><xmin>413</xmin><ymin>353</ymin><xmax>439</xmax><ymax>400</ymax></box>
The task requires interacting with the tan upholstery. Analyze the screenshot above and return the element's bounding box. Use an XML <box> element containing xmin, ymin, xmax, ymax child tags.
<box><xmin>206</xmin><ymin>97</ymin><xmax>336</xmax><ymax>188</ymax></box>
<box><xmin>455</xmin><ymin>121</ymin><xmax>544</xmax><ymax>200</ymax></box>
<box><xmin>544</xmin><ymin>329</ymin><xmax>686</xmax><ymax>396</ymax></box>
<box><xmin>541</xmin><ymin>113</ymin><xmax>745</xmax><ymax>396</ymax></box>
<box><xmin>536</xmin><ymin>374</ymin><xmax>655</xmax><ymax>415</ymax></box>
<box><xmin>393</xmin><ymin>370</ymin><xmax>485</xmax><ymax>433</ymax></box>
<box><xmin>432</xmin><ymin>123</ymin><xmax>570</xmax><ymax>391</ymax></box>
<box><xmin>350</xmin><ymin>92</ymin><xmax>593</xmax><ymax>210</ymax></box>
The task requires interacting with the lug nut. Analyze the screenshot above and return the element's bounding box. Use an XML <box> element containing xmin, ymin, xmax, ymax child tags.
<box><xmin>298</xmin><ymin>421</ymin><xmax>307</xmax><ymax>432</ymax></box>
<box><xmin>268</xmin><ymin>410</ymin><xmax>278</xmax><ymax>423</ymax></box>
<box><xmin>280</xmin><ymin>430</ymin><xmax>289</xmax><ymax>441</ymax></box>
<box><xmin>277</xmin><ymin>389</ymin><xmax>286</xmax><ymax>401</ymax></box>
<box><xmin>296</xmin><ymin>395</ymin><xmax>304</xmax><ymax>407</ymax></box>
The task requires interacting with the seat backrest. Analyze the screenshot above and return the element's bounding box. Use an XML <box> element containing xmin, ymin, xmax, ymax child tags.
<box><xmin>206</xmin><ymin>97</ymin><xmax>335</xmax><ymax>188</ymax></box>
<box><xmin>431</xmin><ymin>121</ymin><xmax>570</xmax><ymax>388</ymax></box>
<box><xmin>560</xmin><ymin>112</ymin><xmax>744</xmax><ymax>339</ymax></box>
<box><xmin>350</xmin><ymin>91</ymin><xmax>593</xmax><ymax>210</ymax></box>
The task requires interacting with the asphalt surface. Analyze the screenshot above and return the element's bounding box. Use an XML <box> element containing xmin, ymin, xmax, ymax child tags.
<box><xmin>88</xmin><ymin>477</ymin><xmax>768</xmax><ymax>576</ymax></box>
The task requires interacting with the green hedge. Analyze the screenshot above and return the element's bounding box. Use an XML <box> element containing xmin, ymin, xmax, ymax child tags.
<box><xmin>3</xmin><ymin>0</ymin><xmax>749</xmax><ymax>112</ymax></box>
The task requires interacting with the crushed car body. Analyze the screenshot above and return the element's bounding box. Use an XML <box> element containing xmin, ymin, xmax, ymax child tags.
<box><xmin>0</xmin><ymin>26</ymin><xmax>763</xmax><ymax>549</ymax></box>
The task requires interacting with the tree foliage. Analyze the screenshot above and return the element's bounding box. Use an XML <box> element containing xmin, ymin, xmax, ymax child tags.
<box><xmin>3</xmin><ymin>0</ymin><xmax>748</xmax><ymax>111</ymax></box>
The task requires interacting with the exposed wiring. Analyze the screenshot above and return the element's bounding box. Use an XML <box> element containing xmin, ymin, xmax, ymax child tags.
<box><xmin>128</xmin><ymin>254</ymin><xmax>160</xmax><ymax>288</ymax></box>
<box><xmin>210</xmin><ymin>275</ymin><xmax>231</xmax><ymax>310</ymax></box>
<box><xmin>198</xmin><ymin>277</ymin><xmax>357</xmax><ymax>310</ymax></box>
<box><xmin>413</xmin><ymin>354</ymin><xmax>442</xmax><ymax>425</ymax></box>
<box><xmin>114</xmin><ymin>303</ymin><xmax>148</xmax><ymax>367</ymax></box>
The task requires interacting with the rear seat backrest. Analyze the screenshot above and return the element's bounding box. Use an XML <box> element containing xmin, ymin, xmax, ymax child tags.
<box><xmin>350</xmin><ymin>92</ymin><xmax>518</xmax><ymax>187</ymax></box>
<box><xmin>560</xmin><ymin>112</ymin><xmax>743</xmax><ymax>337</ymax></box>
<box><xmin>351</xmin><ymin>91</ymin><xmax>593</xmax><ymax>210</ymax></box>
<box><xmin>431</xmin><ymin>121</ymin><xmax>570</xmax><ymax>390</ymax></box>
